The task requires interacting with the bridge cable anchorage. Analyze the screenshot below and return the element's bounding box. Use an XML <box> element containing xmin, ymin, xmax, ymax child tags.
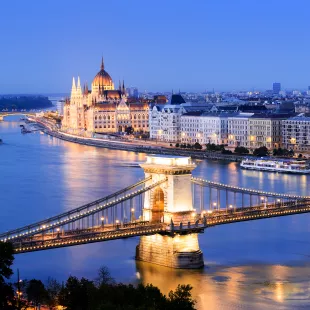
<box><xmin>0</xmin><ymin>176</ymin><xmax>159</xmax><ymax>242</ymax></box>
<box><xmin>191</xmin><ymin>177</ymin><xmax>310</xmax><ymax>200</ymax></box>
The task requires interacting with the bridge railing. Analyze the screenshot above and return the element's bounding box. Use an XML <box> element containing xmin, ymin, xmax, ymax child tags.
<box><xmin>0</xmin><ymin>176</ymin><xmax>166</xmax><ymax>242</ymax></box>
<box><xmin>191</xmin><ymin>177</ymin><xmax>310</xmax><ymax>200</ymax></box>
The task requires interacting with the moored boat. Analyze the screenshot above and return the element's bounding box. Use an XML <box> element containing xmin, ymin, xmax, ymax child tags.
<box><xmin>240</xmin><ymin>158</ymin><xmax>310</xmax><ymax>174</ymax></box>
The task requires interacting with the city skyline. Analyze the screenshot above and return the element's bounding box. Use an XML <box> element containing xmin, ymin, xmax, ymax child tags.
<box><xmin>0</xmin><ymin>0</ymin><xmax>309</xmax><ymax>93</ymax></box>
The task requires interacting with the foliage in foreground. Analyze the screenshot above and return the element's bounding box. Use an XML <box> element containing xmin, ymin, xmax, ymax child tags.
<box><xmin>0</xmin><ymin>242</ymin><xmax>196</xmax><ymax>309</ymax></box>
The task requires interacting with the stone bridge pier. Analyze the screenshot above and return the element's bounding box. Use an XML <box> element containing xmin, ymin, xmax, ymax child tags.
<box><xmin>136</xmin><ymin>155</ymin><xmax>204</xmax><ymax>269</ymax></box>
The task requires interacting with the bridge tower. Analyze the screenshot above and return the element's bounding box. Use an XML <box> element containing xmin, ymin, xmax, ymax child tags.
<box><xmin>136</xmin><ymin>155</ymin><xmax>204</xmax><ymax>269</ymax></box>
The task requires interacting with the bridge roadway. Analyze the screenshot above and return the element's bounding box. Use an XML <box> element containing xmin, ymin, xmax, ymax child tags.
<box><xmin>0</xmin><ymin>176</ymin><xmax>159</xmax><ymax>242</ymax></box>
<box><xmin>12</xmin><ymin>199</ymin><xmax>310</xmax><ymax>254</ymax></box>
<box><xmin>0</xmin><ymin>112</ymin><xmax>36</xmax><ymax>120</ymax></box>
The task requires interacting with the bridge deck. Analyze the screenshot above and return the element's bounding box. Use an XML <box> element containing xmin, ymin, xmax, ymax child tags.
<box><xmin>12</xmin><ymin>201</ymin><xmax>310</xmax><ymax>254</ymax></box>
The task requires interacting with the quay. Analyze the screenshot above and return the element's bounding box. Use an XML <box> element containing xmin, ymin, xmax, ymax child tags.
<box><xmin>32</xmin><ymin>118</ymin><xmax>243</xmax><ymax>161</ymax></box>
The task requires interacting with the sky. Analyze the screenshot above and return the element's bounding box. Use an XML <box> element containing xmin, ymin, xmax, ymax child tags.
<box><xmin>0</xmin><ymin>0</ymin><xmax>309</xmax><ymax>93</ymax></box>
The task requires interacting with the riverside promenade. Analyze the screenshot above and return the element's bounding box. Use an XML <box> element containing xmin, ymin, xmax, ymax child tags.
<box><xmin>30</xmin><ymin>117</ymin><xmax>242</xmax><ymax>161</ymax></box>
<box><xmin>46</xmin><ymin>129</ymin><xmax>243</xmax><ymax>161</ymax></box>
<box><xmin>26</xmin><ymin>117</ymin><xmax>242</xmax><ymax>161</ymax></box>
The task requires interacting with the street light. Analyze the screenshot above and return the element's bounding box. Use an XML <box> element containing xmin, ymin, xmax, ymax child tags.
<box><xmin>213</xmin><ymin>202</ymin><xmax>217</xmax><ymax>210</ymax></box>
<box><xmin>130</xmin><ymin>208</ymin><xmax>135</xmax><ymax>222</ymax></box>
<box><xmin>101</xmin><ymin>216</ymin><xmax>104</xmax><ymax>228</ymax></box>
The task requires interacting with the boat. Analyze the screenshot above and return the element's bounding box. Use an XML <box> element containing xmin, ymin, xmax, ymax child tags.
<box><xmin>120</xmin><ymin>162</ymin><xmax>142</xmax><ymax>168</ymax></box>
<box><xmin>240</xmin><ymin>158</ymin><xmax>310</xmax><ymax>174</ymax></box>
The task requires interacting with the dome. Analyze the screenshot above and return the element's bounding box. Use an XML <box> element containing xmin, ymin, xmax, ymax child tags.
<box><xmin>92</xmin><ymin>58</ymin><xmax>113</xmax><ymax>87</ymax></box>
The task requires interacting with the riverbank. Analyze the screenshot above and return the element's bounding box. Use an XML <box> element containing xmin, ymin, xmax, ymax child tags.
<box><xmin>44</xmin><ymin>129</ymin><xmax>244</xmax><ymax>161</ymax></box>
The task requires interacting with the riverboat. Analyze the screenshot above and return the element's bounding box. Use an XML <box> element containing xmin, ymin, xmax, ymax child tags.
<box><xmin>240</xmin><ymin>158</ymin><xmax>310</xmax><ymax>174</ymax></box>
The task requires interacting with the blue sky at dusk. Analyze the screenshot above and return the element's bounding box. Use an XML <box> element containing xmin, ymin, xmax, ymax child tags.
<box><xmin>0</xmin><ymin>0</ymin><xmax>309</xmax><ymax>93</ymax></box>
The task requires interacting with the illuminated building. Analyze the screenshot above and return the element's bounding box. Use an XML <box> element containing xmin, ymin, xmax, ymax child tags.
<box><xmin>62</xmin><ymin>58</ymin><xmax>149</xmax><ymax>135</ymax></box>
<box><xmin>282</xmin><ymin>114</ymin><xmax>310</xmax><ymax>151</ymax></box>
<box><xmin>181</xmin><ymin>112</ymin><xmax>235</xmax><ymax>145</ymax></box>
<box><xmin>228</xmin><ymin>113</ymin><xmax>253</xmax><ymax>148</ymax></box>
<box><xmin>149</xmin><ymin>94</ymin><xmax>215</xmax><ymax>142</ymax></box>
<box><xmin>248</xmin><ymin>114</ymin><xmax>286</xmax><ymax>149</ymax></box>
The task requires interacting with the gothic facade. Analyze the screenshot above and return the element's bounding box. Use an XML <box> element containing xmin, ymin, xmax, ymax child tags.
<box><xmin>62</xmin><ymin>58</ymin><xmax>149</xmax><ymax>135</ymax></box>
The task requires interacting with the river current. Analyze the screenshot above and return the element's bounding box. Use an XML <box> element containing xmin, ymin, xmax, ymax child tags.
<box><xmin>1</xmin><ymin>117</ymin><xmax>310</xmax><ymax>309</ymax></box>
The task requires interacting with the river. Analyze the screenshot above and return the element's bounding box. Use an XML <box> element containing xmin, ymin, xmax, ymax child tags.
<box><xmin>1</xmin><ymin>117</ymin><xmax>310</xmax><ymax>309</ymax></box>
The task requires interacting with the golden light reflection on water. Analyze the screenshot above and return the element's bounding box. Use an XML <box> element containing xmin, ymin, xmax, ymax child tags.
<box><xmin>136</xmin><ymin>261</ymin><xmax>310</xmax><ymax>310</ymax></box>
<box><xmin>40</xmin><ymin>136</ymin><xmax>147</xmax><ymax>270</ymax></box>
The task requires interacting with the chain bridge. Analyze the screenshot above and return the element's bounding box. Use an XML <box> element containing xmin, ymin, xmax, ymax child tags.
<box><xmin>0</xmin><ymin>112</ymin><xmax>36</xmax><ymax>120</ymax></box>
<box><xmin>1</xmin><ymin>155</ymin><xmax>310</xmax><ymax>268</ymax></box>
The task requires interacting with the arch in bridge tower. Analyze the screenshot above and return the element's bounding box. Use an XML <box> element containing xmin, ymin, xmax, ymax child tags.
<box><xmin>140</xmin><ymin>155</ymin><xmax>196</xmax><ymax>224</ymax></box>
<box><xmin>151</xmin><ymin>187</ymin><xmax>165</xmax><ymax>222</ymax></box>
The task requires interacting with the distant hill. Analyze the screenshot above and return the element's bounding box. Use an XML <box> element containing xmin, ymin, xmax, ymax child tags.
<box><xmin>0</xmin><ymin>95</ymin><xmax>53</xmax><ymax>110</ymax></box>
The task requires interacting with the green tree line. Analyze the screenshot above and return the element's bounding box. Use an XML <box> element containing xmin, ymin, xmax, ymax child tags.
<box><xmin>0</xmin><ymin>242</ymin><xmax>196</xmax><ymax>310</ymax></box>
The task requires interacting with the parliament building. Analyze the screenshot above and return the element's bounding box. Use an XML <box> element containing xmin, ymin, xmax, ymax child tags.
<box><xmin>62</xmin><ymin>58</ymin><xmax>149</xmax><ymax>135</ymax></box>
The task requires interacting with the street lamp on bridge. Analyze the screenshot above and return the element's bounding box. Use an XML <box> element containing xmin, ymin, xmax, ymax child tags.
<box><xmin>101</xmin><ymin>216</ymin><xmax>105</xmax><ymax>228</ymax></box>
<box><xmin>115</xmin><ymin>219</ymin><xmax>120</xmax><ymax>230</ymax></box>
<box><xmin>130</xmin><ymin>208</ymin><xmax>135</xmax><ymax>222</ymax></box>
<box><xmin>213</xmin><ymin>202</ymin><xmax>217</xmax><ymax>210</ymax></box>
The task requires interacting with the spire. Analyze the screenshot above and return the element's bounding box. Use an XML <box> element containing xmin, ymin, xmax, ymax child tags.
<box><xmin>76</xmin><ymin>76</ymin><xmax>82</xmax><ymax>94</ymax></box>
<box><xmin>72</xmin><ymin>77</ymin><xmax>76</xmax><ymax>90</ymax></box>
<box><xmin>101</xmin><ymin>56</ymin><xmax>104</xmax><ymax>70</ymax></box>
<box><xmin>122</xmin><ymin>80</ymin><xmax>125</xmax><ymax>95</ymax></box>
<box><xmin>119</xmin><ymin>80</ymin><xmax>121</xmax><ymax>91</ymax></box>
<box><xmin>85</xmin><ymin>82</ymin><xmax>88</xmax><ymax>94</ymax></box>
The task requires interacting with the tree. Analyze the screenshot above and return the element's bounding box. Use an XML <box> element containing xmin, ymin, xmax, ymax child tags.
<box><xmin>45</xmin><ymin>277</ymin><xmax>61</xmax><ymax>310</ymax></box>
<box><xmin>95</xmin><ymin>266</ymin><xmax>115</xmax><ymax>287</ymax></box>
<box><xmin>168</xmin><ymin>284</ymin><xmax>196</xmax><ymax>310</ymax></box>
<box><xmin>221</xmin><ymin>149</ymin><xmax>232</xmax><ymax>154</ymax></box>
<box><xmin>0</xmin><ymin>242</ymin><xmax>14</xmax><ymax>282</ymax></box>
<box><xmin>0</xmin><ymin>242</ymin><xmax>15</xmax><ymax>310</ymax></box>
<box><xmin>58</xmin><ymin>276</ymin><xmax>97</xmax><ymax>310</ymax></box>
<box><xmin>273</xmin><ymin>148</ymin><xmax>290</xmax><ymax>157</ymax></box>
<box><xmin>125</xmin><ymin>126</ymin><xmax>134</xmax><ymax>135</ymax></box>
<box><xmin>206</xmin><ymin>143</ymin><xmax>225</xmax><ymax>152</ymax></box>
<box><xmin>175</xmin><ymin>143</ymin><xmax>180</xmax><ymax>148</ymax></box>
<box><xmin>26</xmin><ymin>279</ymin><xmax>47</xmax><ymax>309</ymax></box>
<box><xmin>234</xmin><ymin>146</ymin><xmax>249</xmax><ymax>154</ymax></box>
<box><xmin>253</xmin><ymin>146</ymin><xmax>269</xmax><ymax>157</ymax></box>
<box><xmin>298</xmin><ymin>153</ymin><xmax>303</xmax><ymax>159</ymax></box>
<box><xmin>193</xmin><ymin>142</ymin><xmax>202</xmax><ymax>150</ymax></box>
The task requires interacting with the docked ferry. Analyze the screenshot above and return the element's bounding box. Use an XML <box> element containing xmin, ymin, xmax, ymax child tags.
<box><xmin>240</xmin><ymin>158</ymin><xmax>310</xmax><ymax>174</ymax></box>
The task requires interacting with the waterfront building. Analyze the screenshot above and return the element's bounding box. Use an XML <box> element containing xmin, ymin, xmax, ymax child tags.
<box><xmin>248</xmin><ymin>114</ymin><xmax>287</xmax><ymax>149</ymax></box>
<box><xmin>62</xmin><ymin>58</ymin><xmax>149</xmax><ymax>135</ymax></box>
<box><xmin>228</xmin><ymin>113</ymin><xmax>253</xmax><ymax>148</ymax></box>
<box><xmin>180</xmin><ymin>112</ymin><xmax>234</xmax><ymax>145</ymax></box>
<box><xmin>149</xmin><ymin>94</ymin><xmax>215</xmax><ymax>142</ymax></box>
<box><xmin>282</xmin><ymin>114</ymin><xmax>310</xmax><ymax>151</ymax></box>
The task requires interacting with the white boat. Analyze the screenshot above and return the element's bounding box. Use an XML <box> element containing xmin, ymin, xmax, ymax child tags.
<box><xmin>240</xmin><ymin>158</ymin><xmax>310</xmax><ymax>174</ymax></box>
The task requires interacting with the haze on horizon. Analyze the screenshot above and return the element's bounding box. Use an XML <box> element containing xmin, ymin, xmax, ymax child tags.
<box><xmin>0</xmin><ymin>0</ymin><xmax>309</xmax><ymax>94</ymax></box>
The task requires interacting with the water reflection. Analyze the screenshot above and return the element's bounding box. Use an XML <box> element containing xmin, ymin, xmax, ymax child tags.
<box><xmin>2</xmin><ymin>119</ymin><xmax>310</xmax><ymax>309</ymax></box>
<box><xmin>136</xmin><ymin>261</ymin><xmax>310</xmax><ymax>310</ymax></box>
